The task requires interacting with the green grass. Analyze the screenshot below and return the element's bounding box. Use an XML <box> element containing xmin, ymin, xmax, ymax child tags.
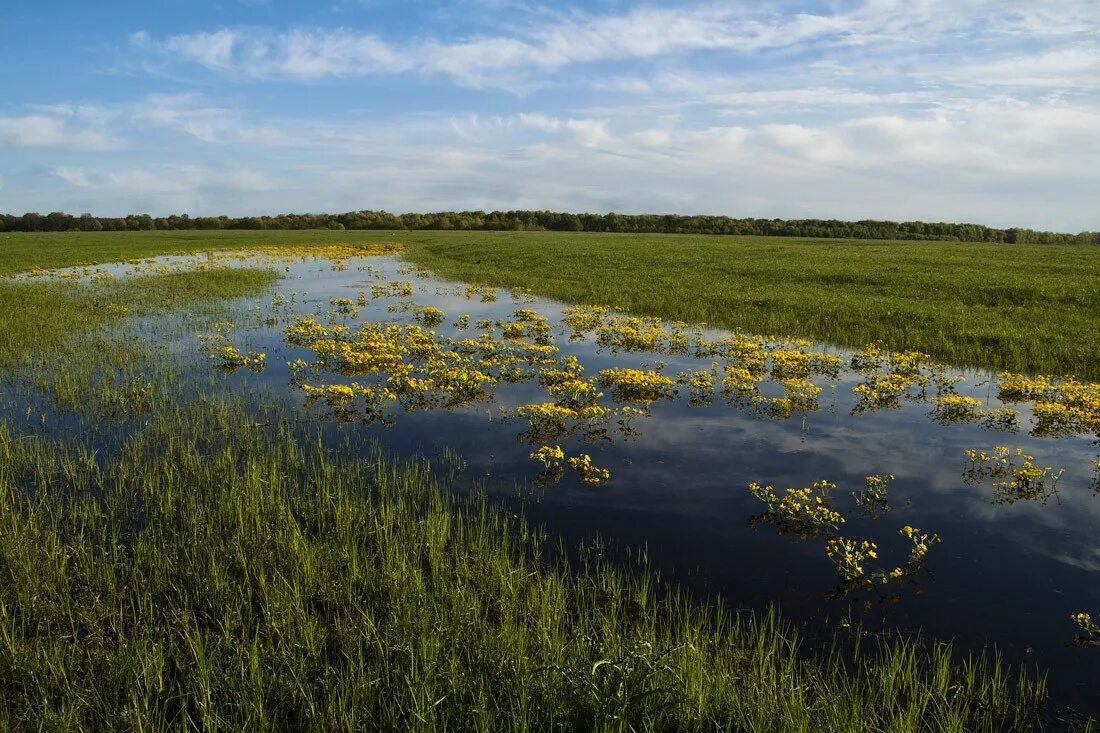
<box><xmin>398</xmin><ymin>231</ymin><xmax>1100</xmax><ymax>380</ymax></box>
<box><xmin>0</xmin><ymin>400</ymin><xmax>1050</xmax><ymax>731</ymax></box>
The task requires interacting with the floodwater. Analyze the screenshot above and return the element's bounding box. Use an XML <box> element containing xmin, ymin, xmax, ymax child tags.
<box><xmin>8</xmin><ymin>251</ymin><xmax>1100</xmax><ymax>717</ymax></box>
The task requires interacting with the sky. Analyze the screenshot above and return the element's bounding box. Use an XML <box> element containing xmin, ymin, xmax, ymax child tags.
<box><xmin>0</xmin><ymin>0</ymin><xmax>1097</xmax><ymax>231</ymax></box>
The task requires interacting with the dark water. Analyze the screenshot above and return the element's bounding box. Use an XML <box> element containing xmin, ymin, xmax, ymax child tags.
<box><xmin>10</xmin><ymin>253</ymin><xmax>1100</xmax><ymax>716</ymax></box>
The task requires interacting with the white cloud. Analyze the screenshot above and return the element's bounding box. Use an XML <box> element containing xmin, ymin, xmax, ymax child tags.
<box><xmin>55</xmin><ymin>166</ymin><xmax>91</xmax><ymax>187</ymax></box>
<box><xmin>141</xmin><ymin>28</ymin><xmax>411</xmax><ymax>79</ymax></box>
<box><xmin>101</xmin><ymin>167</ymin><xmax>279</xmax><ymax>196</ymax></box>
<box><xmin>943</xmin><ymin>47</ymin><xmax>1100</xmax><ymax>90</ymax></box>
<box><xmin>0</xmin><ymin>115</ymin><xmax>113</xmax><ymax>149</ymax></box>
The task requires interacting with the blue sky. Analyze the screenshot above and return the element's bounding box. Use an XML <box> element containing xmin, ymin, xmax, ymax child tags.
<box><xmin>1</xmin><ymin>0</ymin><xmax>1097</xmax><ymax>230</ymax></box>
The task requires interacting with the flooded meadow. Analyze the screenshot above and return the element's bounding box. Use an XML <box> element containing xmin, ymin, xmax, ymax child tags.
<box><xmin>6</xmin><ymin>245</ymin><xmax>1099</xmax><ymax>720</ymax></box>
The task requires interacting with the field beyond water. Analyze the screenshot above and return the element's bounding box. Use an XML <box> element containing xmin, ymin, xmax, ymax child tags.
<box><xmin>4</xmin><ymin>229</ymin><xmax>1098</xmax><ymax>379</ymax></box>
<box><xmin>0</xmin><ymin>231</ymin><xmax>1097</xmax><ymax>730</ymax></box>
<box><xmin>400</xmin><ymin>231</ymin><xmax>1100</xmax><ymax>381</ymax></box>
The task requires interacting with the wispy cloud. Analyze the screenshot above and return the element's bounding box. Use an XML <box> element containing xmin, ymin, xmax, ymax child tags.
<box><xmin>0</xmin><ymin>115</ymin><xmax>114</xmax><ymax>150</ymax></box>
<box><xmin>129</xmin><ymin>1</ymin><xmax>1100</xmax><ymax>89</ymax></box>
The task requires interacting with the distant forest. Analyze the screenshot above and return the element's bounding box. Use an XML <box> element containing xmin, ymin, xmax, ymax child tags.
<box><xmin>2</xmin><ymin>210</ymin><xmax>1097</xmax><ymax>245</ymax></box>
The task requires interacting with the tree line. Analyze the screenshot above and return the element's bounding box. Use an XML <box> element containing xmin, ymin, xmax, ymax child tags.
<box><xmin>2</xmin><ymin>210</ymin><xmax>1096</xmax><ymax>245</ymax></box>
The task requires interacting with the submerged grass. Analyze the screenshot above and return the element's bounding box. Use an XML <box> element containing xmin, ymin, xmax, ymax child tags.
<box><xmin>0</xmin><ymin>230</ymin><xmax>383</xmax><ymax>275</ymax></box>
<box><xmin>0</xmin><ymin>401</ymin><xmax>1049</xmax><ymax>731</ymax></box>
<box><xmin>0</xmin><ymin>268</ymin><xmax>279</xmax><ymax>367</ymax></box>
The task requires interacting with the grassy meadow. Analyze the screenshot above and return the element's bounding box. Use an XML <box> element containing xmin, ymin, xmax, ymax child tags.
<box><xmin>399</xmin><ymin>231</ymin><xmax>1100</xmax><ymax>380</ymax></box>
<box><xmin>0</xmin><ymin>230</ymin><xmax>1092</xmax><ymax>730</ymax></box>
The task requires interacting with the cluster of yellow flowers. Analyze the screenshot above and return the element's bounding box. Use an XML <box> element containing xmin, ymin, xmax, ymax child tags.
<box><xmin>284</xmin><ymin>314</ymin><xmax>499</xmax><ymax>413</ymax></box>
<box><xmin>854</xmin><ymin>473</ymin><xmax>893</xmax><ymax>515</ymax></box>
<box><xmin>516</xmin><ymin>402</ymin><xmax>610</xmax><ymax>437</ymax></box>
<box><xmin>539</xmin><ymin>359</ymin><xmax>602</xmax><ymax>404</ymax></box>
<box><xmin>770</xmin><ymin>349</ymin><xmax>843</xmax><ymax>380</ymax></box>
<box><xmin>464</xmin><ymin>283</ymin><xmax>498</xmax><ymax>302</ymax></box>
<box><xmin>1072</xmin><ymin>612</ymin><xmax>1099</xmax><ymax>640</ymax></box>
<box><xmin>530</xmin><ymin>444</ymin><xmax>564</xmax><ymax>468</ymax></box>
<box><xmin>302</xmin><ymin>382</ymin><xmax>395</xmax><ymax>407</ymax></box>
<box><xmin>596</xmin><ymin>316</ymin><xmax>671</xmax><ymax>353</ymax></box>
<box><xmin>700</xmin><ymin>333</ymin><xmax>767</xmax><ymax>369</ymax></box>
<box><xmin>749</xmin><ymin>472</ymin><xmax>941</xmax><ymax>589</ymax></box>
<box><xmin>721</xmin><ymin>366</ymin><xmax>760</xmax><ymax>396</ymax></box>
<box><xmin>963</xmin><ymin>446</ymin><xmax>1064</xmax><ymax>504</ymax></box>
<box><xmin>998</xmin><ymin>373</ymin><xmax>1100</xmax><ymax>437</ymax></box>
<box><xmin>930</xmin><ymin>394</ymin><xmax>984</xmax><ymax>423</ymax></box>
<box><xmin>778</xmin><ymin>378</ymin><xmax>823</xmax><ymax>411</ymax></box>
<box><xmin>567</xmin><ymin>454</ymin><xmax>611</xmax><ymax>485</ymax></box>
<box><xmin>371</xmin><ymin>281</ymin><xmax>414</xmax><ymax>299</ymax></box>
<box><xmin>748</xmin><ymin>480</ymin><xmax>845</xmax><ymax>535</ymax></box>
<box><xmin>500</xmin><ymin>309</ymin><xmax>553</xmax><ymax>343</ymax></box>
<box><xmin>825</xmin><ymin>537</ymin><xmax>880</xmax><ymax>582</ymax></box>
<box><xmin>526</xmin><ymin>446</ymin><xmax>610</xmax><ymax>486</ymax></box>
<box><xmin>597</xmin><ymin>368</ymin><xmax>677</xmax><ymax>403</ymax></box>
<box><xmin>413</xmin><ymin>306</ymin><xmax>446</xmax><ymax>326</ymax></box>
<box><xmin>562</xmin><ymin>305</ymin><xmax>609</xmax><ymax>335</ymax></box>
<box><xmin>329</xmin><ymin>297</ymin><xmax>358</xmax><ymax>315</ymax></box>
<box><xmin>849</xmin><ymin>346</ymin><xmax>962</xmax><ymax>415</ymax></box>
<box><xmin>825</xmin><ymin>526</ymin><xmax>940</xmax><ymax>586</ymax></box>
<box><xmin>677</xmin><ymin>368</ymin><xmax>718</xmax><ymax>405</ymax></box>
<box><xmin>899</xmin><ymin>525</ymin><xmax>941</xmax><ymax>564</ymax></box>
<box><xmin>207</xmin><ymin>344</ymin><xmax>266</xmax><ymax>372</ymax></box>
<box><xmin>997</xmin><ymin>373</ymin><xmax>1054</xmax><ymax>401</ymax></box>
<box><xmin>198</xmin><ymin>324</ymin><xmax>267</xmax><ymax>373</ymax></box>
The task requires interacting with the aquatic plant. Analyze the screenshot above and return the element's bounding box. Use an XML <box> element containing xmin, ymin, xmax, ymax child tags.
<box><xmin>371</xmin><ymin>280</ymin><xmax>414</xmax><ymax>299</ymax></box>
<box><xmin>854</xmin><ymin>473</ymin><xmax>893</xmax><ymax>516</ymax></box>
<box><xmin>980</xmin><ymin>407</ymin><xmax>1020</xmax><ymax>433</ymax></box>
<box><xmin>198</xmin><ymin>324</ymin><xmax>267</xmax><ymax>373</ymax></box>
<box><xmin>568</xmin><ymin>453</ymin><xmax>611</xmax><ymax>485</ymax></box>
<box><xmin>465</xmin><ymin>283</ymin><xmax>498</xmax><ymax>302</ymax></box>
<box><xmin>826</xmin><ymin>526</ymin><xmax>940</xmax><ymax>586</ymax></box>
<box><xmin>748</xmin><ymin>480</ymin><xmax>844</xmax><ymax>536</ymax></box>
<box><xmin>930</xmin><ymin>394</ymin><xmax>984</xmax><ymax>423</ymax></box>
<box><xmin>676</xmin><ymin>368</ymin><xmax>717</xmax><ymax>405</ymax></box>
<box><xmin>530</xmin><ymin>444</ymin><xmax>564</xmax><ymax>468</ymax></box>
<box><xmin>597</xmin><ymin>367</ymin><xmax>676</xmax><ymax>403</ymax></box>
<box><xmin>596</xmin><ymin>316</ymin><xmax>668</xmax><ymax>353</ymax></box>
<box><xmin>329</xmin><ymin>297</ymin><xmax>357</xmax><ymax>314</ymax></box>
<box><xmin>414</xmin><ymin>306</ymin><xmax>446</xmax><ymax>326</ymax></box>
<box><xmin>825</xmin><ymin>537</ymin><xmax>880</xmax><ymax>583</ymax></box>
<box><xmin>998</xmin><ymin>373</ymin><xmax>1100</xmax><ymax>437</ymax></box>
<box><xmin>963</xmin><ymin>446</ymin><xmax>1064</xmax><ymax>504</ymax></box>
<box><xmin>1072</xmin><ymin>613</ymin><xmax>1100</xmax><ymax>645</ymax></box>
<box><xmin>998</xmin><ymin>373</ymin><xmax>1055</xmax><ymax>402</ymax></box>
